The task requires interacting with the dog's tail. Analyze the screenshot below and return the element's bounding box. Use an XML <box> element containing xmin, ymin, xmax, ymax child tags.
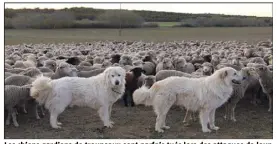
<box><xmin>133</xmin><ymin>85</ymin><xmax>154</xmax><ymax>106</ymax></box>
<box><xmin>30</xmin><ymin>76</ymin><xmax>52</xmax><ymax>105</ymax></box>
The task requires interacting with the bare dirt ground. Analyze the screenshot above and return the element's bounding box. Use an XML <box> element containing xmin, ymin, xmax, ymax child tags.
<box><xmin>4</xmin><ymin>97</ymin><xmax>272</xmax><ymax>139</ymax></box>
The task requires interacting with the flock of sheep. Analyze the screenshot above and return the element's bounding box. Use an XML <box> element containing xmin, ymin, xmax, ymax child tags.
<box><xmin>4</xmin><ymin>40</ymin><xmax>273</xmax><ymax>129</ymax></box>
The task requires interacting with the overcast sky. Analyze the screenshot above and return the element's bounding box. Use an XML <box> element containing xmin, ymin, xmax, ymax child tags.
<box><xmin>5</xmin><ymin>3</ymin><xmax>272</xmax><ymax>17</ymax></box>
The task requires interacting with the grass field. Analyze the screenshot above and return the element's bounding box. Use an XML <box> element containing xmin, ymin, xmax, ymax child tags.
<box><xmin>156</xmin><ymin>22</ymin><xmax>179</xmax><ymax>27</ymax></box>
<box><xmin>5</xmin><ymin>27</ymin><xmax>272</xmax><ymax>45</ymax></box>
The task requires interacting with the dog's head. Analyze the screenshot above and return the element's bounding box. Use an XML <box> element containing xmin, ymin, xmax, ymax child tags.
<box><xmin>130</xmin><ymin>67</ymin><xmax>146</xmax><ymax>78</ymax></box>
<box><xmin>104</xmin><ymin>66</ymin><xmax>126</xmax><ymax>87</ymax></box>
<box><xmin>218</xmin><ymin>67</ymin><xmax>243</xmax><ymax>85</ymax></box>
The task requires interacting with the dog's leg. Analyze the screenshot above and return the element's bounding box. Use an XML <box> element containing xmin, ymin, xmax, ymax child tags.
<box><xmin>11</xmin><ymin>109</ymin><xmax>19</xmax><ymax>127</ymax></box>
<box><xmin>224</xmin><ymin>104</ymin><xmax>228</xmax><ymax>120</ymax></box>
<box><xmin>155</xmin><ymin>114</ymin><xmax>164</xmax><ymax>133</ymax></box>
<box><xmin>98</xmin><ymin>106</ymin><xmax>113</xmax><ymax>128</ymax></box>
<box><xmin>35</xmin><ymin>103</ymin><xmax>41</xmax><ymax>120</ymax></box>
<box><xmin>5</xmin><ymin>111</ymin><xmax>11</xmax><ymax>126</ymax></box>
<box><xmin>22</xmin><ymin>103</ymin><xmax>27</xmax><ymax>114</ymax></box>
<box><xmin>108</xmin><ymin>104</ymin><xmax>114</xmax><ymax>124</ymax></box>
<box><xmin>230</xmin><ymin>105</ymin><xmax>237</xmax><ymax>122</ymax></box>
<box><xmin>50</xmin><ymin>112</ymin><xmax>60</xmax><ymax>129</ymax></box>
<box><xmin>183</xmin><ymin>109</ymin><xmax>189</xmax><ymax>123</ymax></box>
<box><xmin>199</xmin><ymin>109</ymin><xmax>211</xmax><ymax>133</ymax></box>
<box><xmin>267</xmin><ymin>93</ymin><xmax>272</xmax><ymax>112</ymax></box>
<box><xmin>208</xmin><ymin>109</ymin><xmax>219</xmax><ymax>131</ymax></box>
<box><xmin>40</xmin><ymin>106</ymin><xmax>45</xmax><ymax>116</ymax></box>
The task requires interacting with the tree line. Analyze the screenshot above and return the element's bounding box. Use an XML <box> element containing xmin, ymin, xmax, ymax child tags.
<box><xmin>4</xmin><ymin>7</ymin><xmax>272</xmax><ymax>29</ymax></box>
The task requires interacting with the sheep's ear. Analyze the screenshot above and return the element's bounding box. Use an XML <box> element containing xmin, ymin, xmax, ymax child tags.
<box><xmin>220</xmin><ymin>70</ymin><xmax>228</xmax><ymax>79</ymax></box>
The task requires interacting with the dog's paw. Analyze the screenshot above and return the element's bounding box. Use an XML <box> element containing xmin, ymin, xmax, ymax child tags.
<box><xmin>52</xmin><ymin>125</ymin><xmax>62</xmax><ymax>129</ymax></box>
<box><xmin>268</xmin><ymin>108</ymin><xmax>271</xmax><ymax>112</ymax></box>
<box><xmin>104</xmin><ymin>123</ymin><xmax>114</xmax><ymax>128</ymax></box>
<box><xmin>231</xmin><ymin>118</ymin><xmax>237</xmax><ymax>122</ymax></box>
<box><xmin>163</xmin><ymin>125</ymin><xmax>170</xmax><ymax>129</ymax></box>
<box><xmin>202</xmin><ymin>128</ymin><xmax>212</xmax><ymax>133</ymax></box>
<box><xmin>57</xmin><ymin>122</ymin><xmax>62</xmax><ymax>126</ymax></box>
<box><xmin>155</xmin><ymin>128</ymin><xmax>164</xmax><ymax>133</ymax></box>
<box><xmin>36</xmin><ymin>116</ymin><xmax>41</xmax><ymax>120</ymax></box>
<box><xmin>14</xmin><ymin>123</ymin><xmax>19</xmax><ymax>127</ymax></box>
<box><xmin>109</xmin><ymin>121</ymin><xmax>115</xmax><ymax>125</ymax></box>
<box><xmin>210</xmin><ymin>126</ymin><xmax>220</xmax><ymax>131</ymax></box>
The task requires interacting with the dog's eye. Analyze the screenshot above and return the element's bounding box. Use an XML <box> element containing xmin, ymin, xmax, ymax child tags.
<box><xmin>118</xmin><ymin>74</ymin><xmax>121</xmax><ymax>77</ymax></box>
<box><xmin>111</xmin><ymin>75</ymin><xmax>114</xmax><ymax>77</ymax></box>
<box><xmin>234</xmin><ymin>73</ymin><xmax>237</xmax><ymax>75</ymax></box>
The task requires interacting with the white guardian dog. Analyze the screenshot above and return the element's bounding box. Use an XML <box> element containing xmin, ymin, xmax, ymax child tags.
<box><xmin>133</xmin><ymin>67</ymin><xmax>243</xmax><ymax>133</ymax></box>
<box><xmin>30</xmin><ymin>66</ymin><xmax>126</xmax><ymax>129</ymax></box>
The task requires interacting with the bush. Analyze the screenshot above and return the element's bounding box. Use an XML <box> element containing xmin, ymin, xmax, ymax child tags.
<box><xmin>5</xmin><ymin>17</ymin><xmax>13</xmax><ymax>29</ymax></box>
<box><xmin>96</xmin><ymin>10</ymin><xmax>145</xmax><ymax>28</ymax></box>
<box><xmin>178</xmin><ymin>16</ymin><xmax>272</xmax><ymax>27</ymax></box>
<box><xmin>11</xmin><ymin>11</ymin><xmax>75</xmax><ymax>29</ymax></box>
<box><xmin>142</xmin><ymin>22</ymin><xmax>159</xmax><ymax>28</ymax></box>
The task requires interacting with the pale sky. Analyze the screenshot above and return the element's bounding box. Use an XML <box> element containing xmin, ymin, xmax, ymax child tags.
<box><xmin>5</xmin><ymin>3</ymin><xmax>272</xmax><ymax>17</ymax></box>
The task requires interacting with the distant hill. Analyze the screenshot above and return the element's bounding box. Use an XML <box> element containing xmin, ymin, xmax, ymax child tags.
<box><xmin>4</xmin><ymin>7</ymin><xmax>272</xmax><ymax>29</ymax></box>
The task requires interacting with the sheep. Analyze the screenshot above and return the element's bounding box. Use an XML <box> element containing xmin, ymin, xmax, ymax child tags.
<box><xmin>5</xmin><ymin>75</ymin><xmax>34</xmax><ymax>86</ymax></box>
<box><xmin>142</xmin><ymin>75</ymin><xmax>156</xmax><ymax>88</ymax></box>
<box><xmin>5</xmin><ymin>72</ymin><xmax>14</xmax><ymax>79</ymax></box>
<box><xmin>76</xmin><ymin>65</ymin><xmax>98</xmax><ymax>71</ymax></box>
<box><xmin>38</xmin><ymin>67</ymin><xmax>54</xmax><ymax>73</ymax></box>
<box><xmin>156</xmin><ymin>58</ymin><xmax>174</xmax><ymax>73</ymax></box>
<box><xmin>155</xmin><ymin>70</ymin><xmax>191</xmax><ymax>81</ymax></box>
<box><xmin>13</xmin><ymin>61</ymin><xmax>26</xmax><ymax>69</ymax></box>
<box><xmin>5</xmin><ymin>68</ymin><xmax>26</xmax><ymax>74</ymax></box>
<box><xmin>248</xmin><ymin>57</ymin><xmax>267</xmax><ymax>65</ymax></box>
<box><xmin>5</xmin><ymin>63</ymin><xmax>13</xmax><ymax>69</ymax></box>
<box><xmin>254</xmin><ymin>64</ymin><xmax>273</xmax><ymax>112</ymax></box>
<box><xmin>77</xmin><ymin>68</ymin><xmax>105</xmax><ymax>78</ymax></box>
<box><xmin>119</xmin><ymin>55</ymin><xmax>133</xmax><ymax>66</ymax></box>
<box><xmin>79</xmin><ymin>61</ymin><xmax>93</xmax><ymax>67</ymax></box>
<box><xmin>66</xmin><ymin>57</ymin><xmax>81</xmax><ymax>65</ymax></box>
<box><xmin>110</xmin><ymin>54</ymin><xmax>121</xmax><ymax>64</ymax></box>
<box><xmin>142</xmin><ymin>61</ymin><xmax>156</xmax><ymax>75</ymax></box>
<box><xmin>37</xmin><ymin>56</ymin><xmax>48</xmax><ymax>67</ymax></box>
<box><xmin>18</xmin><ymin>67</ymin><xmax>42</xmax><ymax>78</ymax></box>
<box><xmin>201</xmin><ymin>62</ymin><xmax>214</xmax><ymax>76</ymax></box>
<box><xmin>47</xmin><ymin>62</ymin><xmax>78</xmax><ymax>79</ymax></box>
<box><xmin>102</xmin><ymin>60</ymin><xmax>112</xmax><ymax>68</ymax></box>
<box><xmin>43</xmin><ymin>59</ymin><xmax>57</xmax><ymax>72</ymax></box>
<box><xmin>5</xmin><ymin>85</ymin><xmax>32</xmax><ymax>127</ymax></box>
<box><xmin>224</xmin><ymin>67</ymin><xmax>259</xmax><ymax>122</ymax></box>
<box><xmin>123</xmin><ymin>67</ymin><xmax>145</xmax><ymax>107</ymax></box>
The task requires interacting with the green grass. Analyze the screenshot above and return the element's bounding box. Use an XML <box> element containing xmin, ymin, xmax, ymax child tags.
<box><xmin>4</xmin><ymin>27</ymin><xmax>272</xmax><ymax>45</ymax></box>
<box><xmin>156</xmin><ymin>22</ymin><xmax>179</xmax><ymax>27</ymax></box>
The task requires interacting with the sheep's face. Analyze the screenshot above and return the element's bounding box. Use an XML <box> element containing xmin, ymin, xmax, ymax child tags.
<box><xmin>119</xmin><ymin>56</ymin><xmax>132</xmax><ymax>66</ymax></box>
<box><xmin>239</xmin><ymin>67</ymin><xmax>259</xmax><ymax>80</ymax></box>
<box><xmin>202</xmin><ymin>64</ymin><xmax>213</xmax><ymax>75</ymax></box>
<box><xmin>254</xmin><ymin>64</ymin><xmax>269</xmax><ymax>76</ymax></box>
<box><xmin>231</xmin><ymin>58</ymin><xmax>240</xmax><ymax>66</ymax></box>
<box><xmin>162</xmin><ymin>58</ymin><xmax>173</xmax><ymax>70</ymax></box>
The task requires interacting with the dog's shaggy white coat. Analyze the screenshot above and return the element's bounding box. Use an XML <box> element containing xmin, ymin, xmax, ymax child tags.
<box><xmin>133</xmin><ymin>67</ymin><xmax>243</xmax><ymax>133</ymax></box>
<box><xmin>30</xmin><ymin>66</ymin><xmax>126</xmax><ymax>129</ymax></box>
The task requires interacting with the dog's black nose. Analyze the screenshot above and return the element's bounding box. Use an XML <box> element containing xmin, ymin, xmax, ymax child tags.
<box><xmin>115</xmin><ymin>80</ymin><xmax>119</xmax><ymax>85</ymax></box>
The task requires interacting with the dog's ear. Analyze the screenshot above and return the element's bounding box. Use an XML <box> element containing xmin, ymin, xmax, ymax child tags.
<box><xmin>220</xmin><ymin>70</ymin><xmax>228</xmax><ymax>79</ymax></box>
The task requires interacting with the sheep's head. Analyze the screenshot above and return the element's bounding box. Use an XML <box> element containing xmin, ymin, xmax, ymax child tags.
<box><xmin>44</xmin><ymin>60</ymin><xmax>57</xmax><ymax>72</ymax></box>
<box><xmin>119</xmin><ymin>55</ymin><xmax>133</xmax><ymax>66</ymax></box>
<box><xmin>162</xmin><ymin>58</ymin><xmax>174</xmax><ymax>70</ymax></box>
<box><xmin>202</xmin><ymin>62</ymin><xmax>214</xmax><ymax>76</ymax></box>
